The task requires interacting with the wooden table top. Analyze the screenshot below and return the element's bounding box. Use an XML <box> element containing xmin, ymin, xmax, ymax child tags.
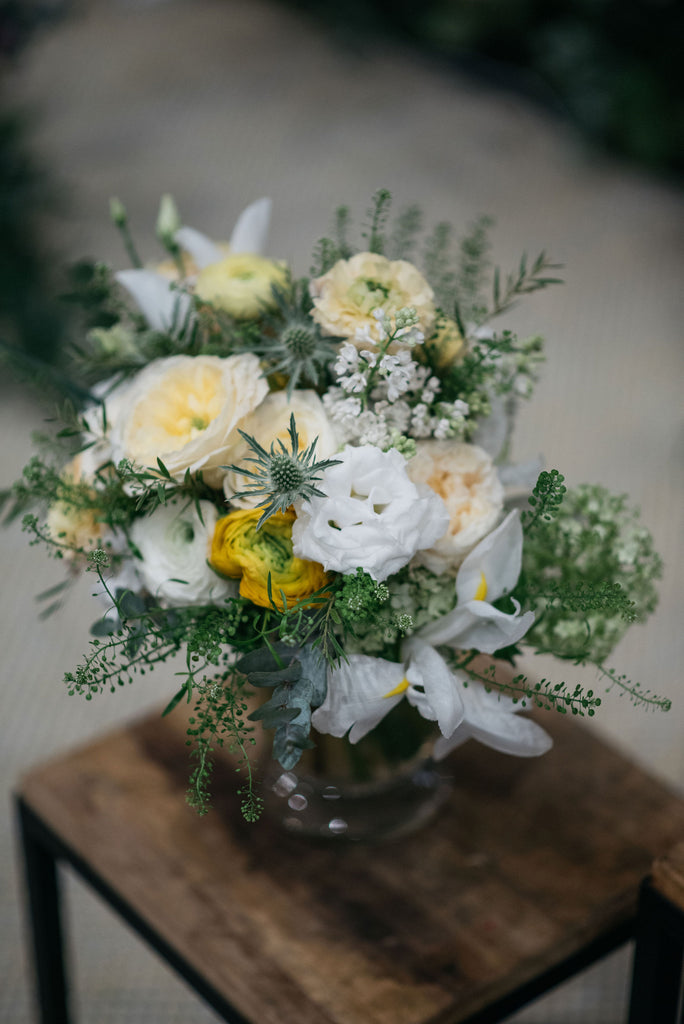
<box><xmin>18</xmin><ymin>708</ymin><xmax>684</xmax><ymax>1024</ymax></box>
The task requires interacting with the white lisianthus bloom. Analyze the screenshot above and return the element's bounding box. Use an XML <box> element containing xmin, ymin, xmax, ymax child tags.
<box><xmin>311</xmin><ymin>650</ymin><xmax>464</xmax><ymax>744</ymax></box>
<box><xmin>116</xmin><ymin>197</ymin><xmax>273</xmax><ymax>333</ymax></box>
<box><xmin>130</xmin><ymin>500</ymin><xmax>235</xmax><ymax>606</ymax></box>
<box><xmin>432</xmin><ymin>680</ymin><xmax>553</xmax><ymax>761</ymax></box>
<box><xmin>110</xmin><ymin>353</ymin><xmax>268</xmax><ymax>487</ymax></box>
<box><xmin>223</xmin><ymin>390</ymin><xmax>339</xmax><ymax>507</ymax></box>
<box><xmin>407</xmin><ymin>441</ymin><xmax>504</xmax><ymax>574</ymax></box>
<box><xmin>409</xmin><ymin>510</ymin><xmax>535</xmax><ymax>655</ymax></box>
<box><xmin>310</xmin><ymin>252</ymin><xmax>435</xmax><ymax>344</ymax></box>
<box><xmin>291</xmin><ymin>445</ymin><xmax>449</xmax><ymax>582</ymax></box>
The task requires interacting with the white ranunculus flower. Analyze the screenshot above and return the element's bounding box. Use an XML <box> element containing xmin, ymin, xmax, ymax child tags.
<box><xmin>130</xmin><ymin>500</ymin><xmax>235</xmax><ymax>606</ymax></box>
<box><xmin>407</xmin><ymin>440</ymin><xmax>504</xmax><ymax>574</ymax></box>
<box><xmin>223</xmin><ymin>390</ymin><xmax>339</xmax><ymax>507</ymax></box>
<box><xmin>291</xmin><ymin>445</ymin><xmax>449</xmax><ymax>582</ymax></box>
<box><xmin>110</xmin><ymin>353</ymin><xmax>268</xmax><ymax>487</ymax></box>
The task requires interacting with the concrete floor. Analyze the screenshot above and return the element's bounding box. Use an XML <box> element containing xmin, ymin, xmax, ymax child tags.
<box><xmin>2</xmin><ymin>0</ymin><xmax>683</xmax><ymax>1020</ymax></box>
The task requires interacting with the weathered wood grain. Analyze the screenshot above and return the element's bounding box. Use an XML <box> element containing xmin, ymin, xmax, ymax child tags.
<box><xmin>19</xmin><ymin>709</ymin><xmax>684</xmax><ymax>1024</ymax></box>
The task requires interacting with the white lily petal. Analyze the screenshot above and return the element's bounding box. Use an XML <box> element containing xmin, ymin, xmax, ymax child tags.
<box><xmin>311</xmin><ymin>654</ymin><xmax>405</xmax><ymax>744</ymax></box>
<box><xmin>432</xmin><ymin>680</ymin><xmax>553</xmax><ymax>760</ymax></box>
<box><xmin>468</xmin><ymin>715</ymin><xmax>553</xmax><ymax>757</ymax></box>
<box><xmin>116</xmin><ymin>269</ymin><xmax>192</xmax><ymax>332</ymax></box>
<box><xmin>456</xmin><ymin>510</ymin><xmax>523</xmax><ymax>605</ymax></box>
<box><xmin>433</xmin><ymin>725</ymin><xmax>470</xmax><ymax>760</ymax></box>
<box><xmin>174</xmin><ymin>226</ymin><xmax>224</xmax><ymax>269</ymax></box>
<box><xmin>229</xmin><ymin>197</ymin><xmax>272</xmax><ymax>255</ymax></box>
<box><xmin>405</xmin><ymin>641</ymin><xmax>464</xmax><ymax>738</ymax></box>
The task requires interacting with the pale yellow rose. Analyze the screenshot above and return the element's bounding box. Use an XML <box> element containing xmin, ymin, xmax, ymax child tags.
<box><xmin>46</xmin><ymin>453</ymin><xmax>106</xmax><ymax>559</ymax></box>
<box><xmin>194</xmin><ymin>253</ymin><xmax>288</xmax><ymax>319</ymax></box>
<box><xmin>154</xmin><ymin>243</ymin><xmax>231</xmax><ymax>283</ymax></box>
<box><xmin>310</xmin><ymin>252</ymin><xmax>435</xmax><ymax>343</ymax></box>
<box><xmin>407</xmin><ymin>441</ymin><xmax>504</xmax><ymax>574</ymax></box>
<box><xmin>110</xmin><ymin>353</ymin><xmax>269</xmax><ymax>487</ymax></box>
<box><xmin>422</xmin><ymin>314</ymin><xmax>465</xmax><ymax>370</ymax></box>
<box><xmin>223</xmin><ymin>390</ymin><xmax>338</xmax><ymax>507</ymax></box>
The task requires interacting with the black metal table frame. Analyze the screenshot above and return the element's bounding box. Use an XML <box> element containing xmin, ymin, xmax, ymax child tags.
<box><xmin>16</xmin><ymin>793</ymin><xmax>637</xmax><ymax>1024</ymax></box>
<box><xmin>628</xmin><ymin>880</ymin><xmax>684</xmax><ymax>1024</ymax></box>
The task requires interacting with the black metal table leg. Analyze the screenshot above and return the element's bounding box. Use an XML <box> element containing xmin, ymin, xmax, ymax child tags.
<box><xmin>16</xmin><ymin>797</ymin><xmax>72</xmax><ymax>1024</ymax></box>
<box><xmin>628</xmin><ymin>880</ymin><xmax>684</xmax><ymax>1024</ymax></box>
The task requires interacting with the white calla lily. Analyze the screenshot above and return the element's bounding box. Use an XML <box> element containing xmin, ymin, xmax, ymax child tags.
<box><xmin>226</xmin><ymin>196</ymin><xmax>272</xmax><ymax>255</ymax></box>
<box><xmin>311</xmin><ymin>649</ymin><xmax>464</xmax><ymax>744</ymax></box>
<box><xmin>174</xmin><ymin>197</ymin><xmax>272</xmax><ymax>266</ymax></box>
<box><xmin>172</xmin><ymin>226</ymin><xmax>224</xmax><ymax>269</ymax></box>
<box><xmin>403</xmin><ymin>640</ymin><xmax>465</xmax><ymax>739</ymax></box>
<box><xmin>312</xmin><ymin>655</ymin><xmax>407</xmax><ymax>742</ymax></box>
<box><xmin>115</xmin><ymin>269</ymin><xmax>193</xmax><ymax>334</ymax></box>
<box><xmin>115</xmin><ymin>197</ymin><xmax>272</xmax><ymax>332</ymax></box>
<box><xmin>414</xmin><ymin>510</ymin><xmax>535</xmax><ymax>654</ymax></box>
<box><xmin>432</xmin><ymin>679</ymin><xmax>553</xmax><ymax>760</ymax></box>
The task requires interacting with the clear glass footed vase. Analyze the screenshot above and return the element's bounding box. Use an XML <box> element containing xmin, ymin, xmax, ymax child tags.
<box><xmin>260</xmin><ymin>704</ymin><xmax>453</xmax><ymax>842</ymax></box>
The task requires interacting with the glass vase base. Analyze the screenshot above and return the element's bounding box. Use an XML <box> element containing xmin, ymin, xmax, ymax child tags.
<box><xmin>263</xmin><ymin>761</ymin><xmax>453</xmax><ymax>843</ymax></box>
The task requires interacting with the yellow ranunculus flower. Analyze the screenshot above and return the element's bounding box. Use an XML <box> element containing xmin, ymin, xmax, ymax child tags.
<box><xmin>194</xmin><ymin>253</ymin><xmax>288</xmax><ymax>319</ymax></box>
<box><xmin>210</xmin><ymin>508</ymin><xmax>329</xmax><ymax>611</ymax></box>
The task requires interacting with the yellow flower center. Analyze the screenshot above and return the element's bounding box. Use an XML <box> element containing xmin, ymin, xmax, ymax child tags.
<box><xmin>127</xmin><ymin>362</ymin><xmax>224</xmax><ymax>459</ymax></box>
<box><xmin>474</xmin><ymin>571</ymin><xmax>488</xmax><ymax>601</ymax></box>
<box><xmin>383</xmin><ymin>676</ymin><xmax>410</xmax><ymax>699</ymax></box>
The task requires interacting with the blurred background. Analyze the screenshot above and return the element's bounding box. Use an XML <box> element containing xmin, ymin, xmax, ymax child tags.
<box><xmin>1</xmin><ymin>0</ymin><xmax>683</xmax><ymax>1020</ymax></box>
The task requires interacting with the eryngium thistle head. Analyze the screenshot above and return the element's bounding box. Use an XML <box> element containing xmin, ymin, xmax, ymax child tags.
<box><xmin>269</xmin><ymin>453</ymin><xmax>306</xmax><ymax>492</ymax></box>
<box><xmin>280</xmin><ymin>324</ymin><xmax>318</xmax><ymax>360</ymax></box>
<box><xmin>227</xmin><ymin>414</ymin><xmax>341</xmax><ymax>529</ymax></box>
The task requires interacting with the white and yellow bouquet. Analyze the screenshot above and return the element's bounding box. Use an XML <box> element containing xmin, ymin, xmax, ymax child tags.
<box><xmin>8</xmin><ymin>190</ymin><xmax>667</xmax><ymax>822</ymax></box>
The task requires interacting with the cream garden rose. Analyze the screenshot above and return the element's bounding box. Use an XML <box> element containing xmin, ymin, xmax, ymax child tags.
<box><xmin>131</xmin><ymin>500</ymin><xmax>235</xmax><ymax>606</ymax></box>
<box><xmin>110</xmin><ymin>353</ymin><xmax>268</xmax><ymax>486</ymax></box>
<box><xmin>407</xmin><ymin>440</ymin><xmax>504</xmax><ymax>574</ymax></box>
<box><xmin>223</xmin><ymin>389</ymin><xmax>339</xmax><ymax>507</ymax></box>
<box><xmin>45</xmin><ymin>453</ymin><xmax>106</xmax><ymax>559</ymax></box>
<box><xmin>310</xmin><ymin>252</ymin><xmax>435</xmax><ymax>343</ymax></box>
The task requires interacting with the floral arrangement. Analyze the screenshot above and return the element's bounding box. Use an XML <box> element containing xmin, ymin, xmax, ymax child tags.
<box><xmin>6</xmin><ymin>189</ymin><xmax>667</xmax><ymax>822</ymax></box>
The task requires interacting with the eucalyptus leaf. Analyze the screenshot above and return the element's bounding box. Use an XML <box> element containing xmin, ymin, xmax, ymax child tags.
<box><xmin>235</xmin><ymin>642</ymin><xmax>298</xmax><ymax>676</ymax></box>
<box><xmin>247</xmin><ymin>664</ymin><xmax>303</xmax><ymax>687</ymax></box>
<box><xmin>273</xmin><ymin>724</ymin><xmax>316</xmax><ymax>770</ymax></box>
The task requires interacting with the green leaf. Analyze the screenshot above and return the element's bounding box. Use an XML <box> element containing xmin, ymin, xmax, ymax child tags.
<box><xmin>36</xmin><ymin>579</ymin><xmax>71</xmax><ymax>602</ymax></box>
<box><xmin>162</xmin><ymin>686</ymin><xmax>187</xmax><ymax>717</ymax></box>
